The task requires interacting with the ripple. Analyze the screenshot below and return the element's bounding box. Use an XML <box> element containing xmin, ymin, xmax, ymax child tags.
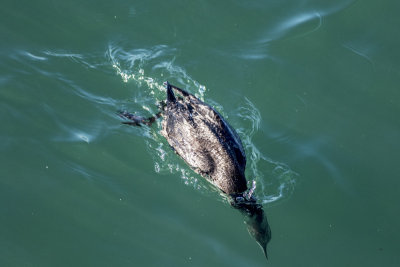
<box><xmin>341</xmin><ymin>43</ymin><xmax>376</xmax><ymax>68</ymax></box>
<box><xmin>236</xmin><ymin>0</ymin><xmax>357</xmax><ymax>60</ymax></box>
<box><xmin>263</xmin><ymin>1</ymin><xmax>356</xmax><ymax>43</ymax></box>
<box><xmin>106</xmin><ymin>42</ymin><xmax>297</xmax><ymax>204</ymax></box>
<box><xmin>44</xmin><ymin>110</ymin><xmax>100</xmax><ymax>144</ymax></box>
<box><xmin>234</xmin><ymin>98</ymin><xmax>297</xmax><ymax>204</ymax></box>
<box><xmin>22</xmin><ymin>51</ymin><xmax>48</xmax><ymax>61</ymax></box>
<box><xmin>264</xmin><ymin>11</ymin><xmax>322</xmax><ymax>43</ymax></box>
<box><xmin>43</xmin><ymin>50</ymin><xmax>106</xmax><ymax>69</ymax></box>
<box><xmin>106</xmin><ymin>42</ymin><xmax>207</xmax><ymax>100</ymax></box>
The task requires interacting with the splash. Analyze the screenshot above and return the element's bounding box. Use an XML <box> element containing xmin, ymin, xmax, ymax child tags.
<box><xmin>107</xmin><ymin>42</ymin><xmax>296</xmax><ymax>204</ymax></box>
<box><xmin>106</xmin><ymin>43</ymin><xmax>207</xmax><ymax>101</ymax></box>
<box><xmin>235</xmin><ymin>98</ymin><xmax>297</xmax><ymax>204</ymax></box>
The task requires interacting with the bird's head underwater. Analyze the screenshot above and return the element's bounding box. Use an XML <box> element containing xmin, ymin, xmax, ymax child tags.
<box><xmin>230</xmin><ymin>187</ymin><xmax>272</xmax><ymax>259</ymax></box>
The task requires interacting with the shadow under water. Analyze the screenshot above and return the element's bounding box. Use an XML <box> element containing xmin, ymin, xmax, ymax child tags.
<box><xmin>230</xmin><ymin>193</ymin><xmax>272</xmax><ymax>259</ymax></box>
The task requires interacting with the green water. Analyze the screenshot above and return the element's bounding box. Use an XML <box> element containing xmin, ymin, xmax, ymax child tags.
<box><xmin>1</xmin><ymin>0</ymin><xmax>400</xmax><ymax>266</ymax></box>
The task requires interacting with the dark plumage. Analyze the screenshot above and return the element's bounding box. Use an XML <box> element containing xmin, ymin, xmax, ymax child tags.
<box><xmin>161</xmin><ymin>82</ymin><xmax>248</xmax><ymax>194</ymax></box>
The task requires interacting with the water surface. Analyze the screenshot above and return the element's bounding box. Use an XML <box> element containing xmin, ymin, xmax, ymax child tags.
<box><xmin>1</xmin><ymin>0</ymin><xmax>400</xmax><ymax>266</ymax></box>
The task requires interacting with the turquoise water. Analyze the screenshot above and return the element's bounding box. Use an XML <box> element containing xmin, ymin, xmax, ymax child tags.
<box><xmin>1</xmin><ymin>0</ymin><xmax>400</xmax><ymax>266</ymax></box>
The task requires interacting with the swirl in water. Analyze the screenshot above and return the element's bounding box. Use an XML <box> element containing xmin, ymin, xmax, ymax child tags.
<box><xmin>234</xmin><ymin>98</ymin><xmax>297</xmax><ymax>204</ymax></box>
<box><xmin>106</xmin><ymin>42</ymin><xmax>297</xmax><ymax>204</ymax></box>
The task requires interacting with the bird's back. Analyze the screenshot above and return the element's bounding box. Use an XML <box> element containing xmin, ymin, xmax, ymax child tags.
<box><xmin>161</xmin><ymin>84</ymin><xmax>248</xmax><ymax>194</ymax></box>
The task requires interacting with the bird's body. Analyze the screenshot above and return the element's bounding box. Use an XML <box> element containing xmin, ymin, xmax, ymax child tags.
<box><xmin>161</xmin><ymin>83</ymin><xmax>247</xmax><ymax>194</ymax></box>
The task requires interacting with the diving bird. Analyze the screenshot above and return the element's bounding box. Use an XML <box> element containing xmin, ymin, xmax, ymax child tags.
<box><xmin>119</xmin><ymin>81</ymin><xmax>271</xmax><ymax>258</ymax></box>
